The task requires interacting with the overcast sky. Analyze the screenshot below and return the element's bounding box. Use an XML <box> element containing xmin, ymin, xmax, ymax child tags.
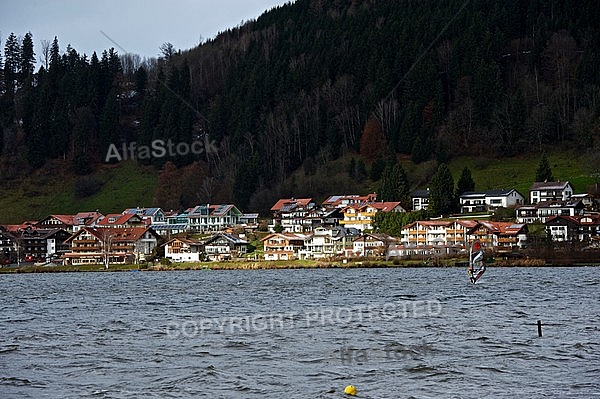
<box><xmin>1</xmin><ymin>0</ymin><xmax>292</xmax><ymax>60</ymax></box>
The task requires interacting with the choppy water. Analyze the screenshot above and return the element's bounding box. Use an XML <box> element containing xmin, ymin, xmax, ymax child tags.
<box><xmin>1</xmin><ymin>267</ymin><xmax>599</xmax><ymax>398</ymax></box>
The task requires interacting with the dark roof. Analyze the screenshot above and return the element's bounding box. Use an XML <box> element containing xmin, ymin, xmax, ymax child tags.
<box><xmin>460</xmin><ymin>189</ymin><xmax>522</xmax><ymax>198</ymax></box>
<box><xmin>530</xmin><ymin>181</ymin><xmax>572</xmax><ymax>190</ymax></box>
<box><xmin>412</xmin><ymin>189</ymin><xmax>430</xmax><ymax>198</ymax></box>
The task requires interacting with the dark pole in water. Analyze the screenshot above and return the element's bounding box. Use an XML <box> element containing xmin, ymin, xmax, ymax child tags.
<box><xmin>537</xmin><ymin>320</ymin><xmax>542</xmax><ymax>337</ymax></box>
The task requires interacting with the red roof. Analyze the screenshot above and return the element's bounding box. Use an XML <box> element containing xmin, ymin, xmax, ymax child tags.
<box><xmin>370</xmin><ymin>201</ymin><xmax>404</xmax><ymax>212</ymax></box>
<box><xmin>270</xmin><ymin>198</ymin><xmax>314</xmax><ymax>212</ymax></box>
<box><xmin>73</xmin><ymin>211</ymin><xmax>104</xmax><ymax>225</ymax></box>
<box><xmin>66</xmin><ymin>226</ymin><xmax>156</xmax><ymax>243</ymax></box>
<box><xmin>37</xmin><ymin>214</ymin><xmax>75</xmax><ymax>226</ymax></box>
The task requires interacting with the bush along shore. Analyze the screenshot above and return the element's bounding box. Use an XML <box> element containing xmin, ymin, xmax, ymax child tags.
<box><xmin>2</xmin><ymin>256</ymin><xmax>599</xmax><ymax>273</ymax></box>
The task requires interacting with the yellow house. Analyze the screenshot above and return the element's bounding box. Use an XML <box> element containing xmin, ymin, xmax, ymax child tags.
<box><xmin>340</xmin><ymin>201</ymin><xmax>405</xmax><ymax>231</ymax></box>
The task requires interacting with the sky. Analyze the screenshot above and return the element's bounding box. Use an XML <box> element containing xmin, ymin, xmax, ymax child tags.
<box><xmin>0</xmin><ymin>0</ymin><xmax>292</xmax><ymax>60</ymax></box>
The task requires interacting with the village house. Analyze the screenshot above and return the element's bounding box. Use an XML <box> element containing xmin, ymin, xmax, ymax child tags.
<box><xmin>154</xmin><ymin>212</ymin><xmax>189</xmax><ymax>238</ymax></box>
<box><xmin>401</xmin><ymin>219</ymin><xmax>477</xmax><ymax>253</ymax></box>
<box><xmin>269</xmin><ymin>198</ymin><xmax>317</xmax><ymax>233</ymax></box>
<box><xmin>151</xmin><ymin>223</ymin><xmax>188</xmax><ymax>239</ymax></box>
<box><xmin>411</xmin><ymin>189</ymin><xmax>430</xmax><ymax>211</ymax></box>
<box><xmin>72</xmin><ymin>211</ymin><xmax>104</xmax><ymax>231</ymax></box>
<box><xmin>399</xmin><ymin>219</ymin><xmax>527</xmax><ymax>256</ymax></box>
<box><xmin>0</xmin><ymin>226</ymin><xmax>16</xmax><ymax>263</ymax></box>
<box><xmin>297</xmin><ymin>226</ymin><xmax>359</xmax><ymax>260</ymax></box>
<box><xmin>340</xmin><ymin>201</ymin><xmax>405</xmax><ymax>231</ymax></box>
<box><xmin>468</xmin><ymin>221</ymin><xmax>528</xmax><ymax>252</ymax></box>
<box><xmin>529</xmin><ymin>181</ymin><xmax>574</xmax><ymax>204</ymax></box>
<box><xmin>515</xmin><ymin>199</ymin><xmax>585</xmax><ymax>224</ymax></box>
<box><xmin>36</xmin><ymin>212</ymin><xmax>105</xmax><ymax>233</ymax></box>
<box><xmin>0</xmin><ymin>225</ymin><xmax>71</xmax><ymax>263</ymax></box>
<box><xmin>163</xmin><ymin>237</ymin><xmax>205</xmax><ymax>262</ymax></box>
<box><xmin>123</xmin><ymin>207</ymin><xmax>167</xmax><ymax>224</ymax></box>
<box><xmin>63</xmin><ymin>226</ymin><xmax>161</xmax><ymax>265</ymax></box>
<box><xmin>204</xmin><ymin>232</ymin><xmax>249</xmax><ymax>261</ymax></box>
<box><xmin>352</xmin><ymin>233</ymin><xmax>395</xmax><ymax>257</ymax></box>
<box><xmin>322</xmin><ymin>194</ymin><xmax>377</xmax><ymax>209</ymax></box>
<box><xmin>187</xmin><ymin>204</ymin><xmax>243</xmax><ymax>232</ymax></box>
<box><xmin>570</xmin><ymin>193</ymin><xmax>597</xmax><ymax>210</ymax></box>
<box><xmin>544</xmin><ymin>214</ymin><xmax>600</xmax><ymax>243</ymax></box>
<box><xmin>459</xmin><ymin>189</ymin><xmax>525</xmax><ymax>213</ymax></box>
<box><xmin>261</xmin><ymin>232</ymin><xmax>308</xmax><ymax>261</ymax></box>
<box><xmin>239</xmin><ymin>213</ymin><xmax>260</xmax><ymax>230</ymax></box>
<box><xmin>35</xmin><ymin>214</ymin><xmax>75</xmax><ymax>232</ymax></box>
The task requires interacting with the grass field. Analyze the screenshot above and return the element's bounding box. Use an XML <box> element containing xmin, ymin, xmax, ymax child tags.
<box><xmin>448</xmin><ymin>150</ymin><xmax>597</xmax><ymax>195</ymax></box>
<box><xmin>0</xmin><ymin>160</ymin><xmax>158</xmax><ymax>224</ymax></box>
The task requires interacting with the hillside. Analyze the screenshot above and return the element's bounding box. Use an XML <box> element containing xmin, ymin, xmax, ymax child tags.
<box><xmin>0</xmin><ymin>149</ymin><xmax>597</xmax><ymax>224</ymax></box>
<box><xmin>1</xmin><ymin>0</ymin><xmax>599</xmax><ymax>220</ymax></box>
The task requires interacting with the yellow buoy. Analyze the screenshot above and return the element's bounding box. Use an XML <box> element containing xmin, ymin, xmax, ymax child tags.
<box><xmin>344</xmin><ymin>385</ymin><xmax>357</xmax><ymax>396</ymax></box>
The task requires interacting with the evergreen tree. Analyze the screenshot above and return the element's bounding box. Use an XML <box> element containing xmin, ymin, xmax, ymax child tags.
<box><xmin>370</xmin><ymin>158</ymin><xmax>386</xmax><ymax>181</ymax></box>
<box><xmin>455</xmin><ymin>166</ymin><xmax>475</xmax><ymax>197</ymax></box>
<box><xmin>535</xmin><ymin>154</ymin><xmax>554</xmax><ymax>182</ymax></box>
<box><xmin>20</xmin><ymin>32</ymin><xmax>36</xmax><ymax>82</ymax></box>
<box><xmin>378</xmin><ymin>161</ymin><xmax>410</xmax><ymax>207</ymax></box>
<box><xmin>134</xmin><ymin>65</ymin><xmax>147</xmax><ymax>95</ymax></box>
<box><xmin>49</xmin><ymin>36</ymin><xmax>60</xmax><ymax>70</ymax></box>
<box><xmin>429</xmin><ymin>163</ymin><xmax>455</xmax><ymax>216</ymax></box>
<box><xmin>3</xmin><ymin>32</ymin><xmax>20</xmax><ymax>97</ymax></box>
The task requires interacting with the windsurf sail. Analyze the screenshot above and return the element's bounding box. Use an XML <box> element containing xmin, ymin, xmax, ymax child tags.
<box><xmin>468</xmin><ymin>239</ymin><xmax>486</xmax><ymax>284</ymax></box>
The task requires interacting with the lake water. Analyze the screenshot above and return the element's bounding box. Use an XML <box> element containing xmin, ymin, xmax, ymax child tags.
<box><xmin>1</xmin><ymin>267</ymin><xmax>599</xmax><ymax>398</ymax></box>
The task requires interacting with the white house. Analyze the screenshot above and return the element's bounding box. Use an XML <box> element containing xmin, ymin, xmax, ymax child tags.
<box><xmin>297</xmin><ymin>226</ymin><xmax>359</xmax><ymax>259</ymax></box>
<box><xmin>529</xmin><ymin>181</ymin><xmax>574</xmax><ymax>204</ymax></box>
<box><xmin>352</xmin><ymin>233</ymin><xmax>395</xmax><ymax>257</ymax></box>
<box><xmin>163</xmin><ymin>237</ymin><xmax>205</xmax><ymax>262</ymax></box>
<box><xmin>459</xmin><ymin>189</ymin><xmax>525</xmax><ymax>213</ymax></box>
<box><xmin>411</xmin><ymin>189</ymin><xmax>429</xmax><ymax>211</ymax></box>
<box><xmin>516</xmin><ymin>199</ymin><xmax>585</xmax><ymax>223</ymax></box>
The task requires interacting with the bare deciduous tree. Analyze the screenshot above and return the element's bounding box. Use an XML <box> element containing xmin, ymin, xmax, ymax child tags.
<box><xmin>40</xmin><ymin>39</ymin><xmax>50</xmax><ymax>69</ymax></box>
<box><xmin>97</xmin><ymin>228</ymin><xmax>117</xmax><ymax>269</ymax></box>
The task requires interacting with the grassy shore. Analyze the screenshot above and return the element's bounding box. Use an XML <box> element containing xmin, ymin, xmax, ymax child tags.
<box><xmin>4</xmin><ymin>256</ymin><xmax>589</xmax><ymax>274</ymax></box>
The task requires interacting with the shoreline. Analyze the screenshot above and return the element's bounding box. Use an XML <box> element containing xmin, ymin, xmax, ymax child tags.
<box><xmin>1</xmin><ymin>258</ymin><xmax>599</xmax><ymax>273</ymax></box>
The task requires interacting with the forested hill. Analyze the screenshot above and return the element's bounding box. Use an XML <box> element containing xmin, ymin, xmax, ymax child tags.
<box><xmin>1</xmin><ymin>0</ymin><xmax>599</xmax><ymax>215</ymax></box>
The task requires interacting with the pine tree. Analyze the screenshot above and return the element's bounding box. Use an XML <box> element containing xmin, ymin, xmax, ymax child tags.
<box><xmin>535</xmin><ymin>154</ymin><xmax>554</xmax><ymax>182</ymax></box>
<box><xmin>49</xmin><ymin>36</ymin><xmax>60</xmax><ymax>70</ymax></box>
<box><xmin>20</xmin><ymin>32</ymin><xmax>36</xmax><ymax>81</ymax></box>
<box><xmin>3</xmin><ymin>32</ymin><xmax>20</xmax><ymax>96</ymax></box>
<box><xmin>455</xmin><ymin>166</ymin><xmax>475</xmax><ymax>197</ymax></box>
<box><xmin>134</xmin><ymin>65</ymin><xmax>147</xmax><ymax>95</ymax></box>
<box><xmin>429</xmin><ymin>163</ymin><xmax>455</xmax><ymax>216</ymax></box>
<box><xmin>378</xmin><ymin>161</ymin><xmax>410</xmax><ymax>207</ymax></box>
